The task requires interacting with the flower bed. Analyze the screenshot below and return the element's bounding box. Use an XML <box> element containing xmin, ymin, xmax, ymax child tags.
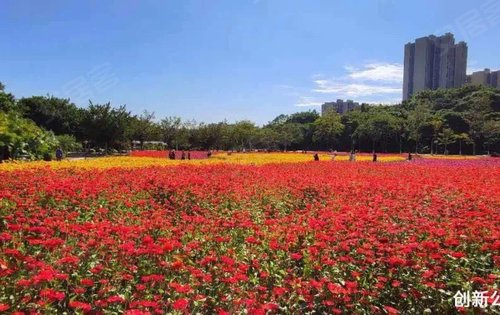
<box><xmin>0</xmin><ymin>158</ymin><xmax>498</xmax><ymax>313</ymax></box>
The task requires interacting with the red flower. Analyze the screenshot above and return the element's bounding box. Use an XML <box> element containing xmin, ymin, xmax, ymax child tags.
<box><xmin>451</xmin><ymin>252</ymin><xmax>466</xmax><ymax>259</ymax></box>
<box><xmin>172</xmin><ymin>298</ymin><xmax>189</xmax><ymax>310</ymax></box>
<box><xmin>384</xmin><ymin>305</ymin><xmax>400</xmax><ymax>314</ymax></box>
<box><xmin>69</xmin><ymin>301</ymin><xmax>92</xmax><ymax>312</ymax></box>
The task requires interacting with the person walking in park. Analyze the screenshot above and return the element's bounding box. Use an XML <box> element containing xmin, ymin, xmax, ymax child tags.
<box><xmin>331</xmin><ymin>150</ymin><xmax>338</xmax><ymax>161</ymax></box>
<box><xmin>313</xmin><ymin>153</ymin><xmax>319</xmax><ymax>161</ymax></box>
<box><xmin>349</xmin><ymin>150</ymin><xmax>357</xmax><ymax>162</ymax></box>
<box><xmin>187</xmin><ymin>151</ymin><xmax>191</xmax><ymax>160</ymax></box>
<box><xmin>372</xmin><ymin>152</ymin><xmax>378</xmax><ymax>162</ymax></box>
<box><xmin>408</xmin><ymin>152</ymin><xmax>413</xmax><ymax>161</ymax></box>
<box><xmin>181</xmin><ymin>151</ymin><xmax>186</xmax><ymax>160</ymax></box>
<box><xmin>55</xmin><ymin>148</ymin><xmax>64</xmax><ymax>161</ymax></box>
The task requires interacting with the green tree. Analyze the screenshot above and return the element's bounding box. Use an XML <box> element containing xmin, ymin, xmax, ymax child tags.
<box><xmin>437</xmin><ymin>128</ymin><xmax>456</xmax><ymax>154</ymax></box>
<box><xmin>231</xmin><ymin>121</ymin><xmax>258</xmax><ymax>150</ymax></box>
<box><xmin>275</xmin><ymin>123</ymin><xmax>303</xmax><ymax>151</ymax></box>
<box><xmin>0</xmin><ymin>89</ymin><xmax>16</xmax><ymax>113</ymax></box>
<box><xmin>429</xmin><ymin>115</ymin><xmax>443</xmax><ymax>155</ymax></box>
<box><xmin>56</xmin><ymin>134</ymin><xmax>83</xmax><ymax>153</ymax></box>
<box><xmin>407</xmin><ymin>99</ymin><xmax>432</xmax><ymax>153</ymax></box>
<box><xmin>160</xmin><ymin>116</ymin><xmax>182</xmax><ymax>149</ymax></box>
<box><xmin>482</xmin><ymin>120</ymin><xmax>500</xmax><ymax>154</ymax></box>
<box><xmin>465</xmin><ymin>93</ymin><xmax>492</xmax><ymax>155</ymax></box>
<box><xmin>177</xmin><ymin>119</ymin><xmax>197</xmax><ymax>150</ymax></box>
<box><xmin>128</xmin><ymin>111</ymin><xmax>160</xmax><ymax>150</ymax></box>
<box><xmin>312</xmin><ymin>112</ymin><xmax>344</xmax><ymax>149</ymax></box>
<box><xmin>81</xmin><ymin>102</ymin><xmax>131</xmax><ymax>152</ymax></box>
<box><xmin>455</xmin><ymin>133</ymin><xmax>472</xmax><ymax>155</ymax></box>
<box><xmin>17</xmin><ymin>96</ymin><xmax>83</xmax><ymax>136</ymax></box>
<box><xmin>354</xmin><ymin>110</ymin><xmax>399</xmax><ymax>152</ymax></box>
<box><xmin>0</xmin><ymin>111</ymin><xmax>59</xmax><ymax>160</ymax></box>
<box><xmin>195</xmin><ymin>122</ymin><xmax>227</xmax><ymax>150</ymax></box>
<box><xmin>257</xmin><ymin>127</ymin><xmax>280</xmax><ymax>149</ymax></box>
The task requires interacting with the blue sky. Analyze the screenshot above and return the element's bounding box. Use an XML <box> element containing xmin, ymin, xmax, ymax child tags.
<box><xmin>1</xmin><ymin>0</ymin><xmax>499</xmax><ymax>124</ymax></box>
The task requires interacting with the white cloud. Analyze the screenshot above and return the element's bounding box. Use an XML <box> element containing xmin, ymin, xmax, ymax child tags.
<box><xmin>346</xmin><ymin>63</ymin><xmax>403</xmax><ymax>83</ymax></box>
<box><xmin>295</xmin><ymin>97</ymin><xmax>324</xmax><ymax>107</ymax></box>
<box><xmin>357</xmin><ymin>98</ymin><xmax>402</xmax><ymax>105</ymax></box>
<box><xmin>288</xmin><ymin>61</ymin><xmax>404</xmax><ymax>107</ymax></box>
<box><xmin>313</xmin><ymin>80</ymin><xmax>401</xmax><ymax>96</ymax></box>
<box><xmin>467</xmin><ymin>66</ymin><xmax>486</xmax><ymax>74</ymax></box>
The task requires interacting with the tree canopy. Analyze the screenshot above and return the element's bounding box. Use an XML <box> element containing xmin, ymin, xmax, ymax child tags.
<box><xmin>1</xmin><ymin>80</ymin><xmax>499</xmax><ymax>160</ymax></box>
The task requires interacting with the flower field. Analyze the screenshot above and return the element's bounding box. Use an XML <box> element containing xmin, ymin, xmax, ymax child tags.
<box><xmin>130</xmin><ymin>151</ymin><xmax>210</xmax><ymax>160</ymax></box>
<box><xmin>0</xmin><ymin>152</ymin><xmax>407</xmax><ymax>171</ymax></box>
<box><xmin>0</xmin><ymin>156</ymin><xmax>499</xmax><ymax>314</ymax></box>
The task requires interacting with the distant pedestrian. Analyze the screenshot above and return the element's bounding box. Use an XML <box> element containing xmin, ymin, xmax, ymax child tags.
<box><xmin>372</xmin><ymin>152</ymin><xmax>377</xmax><ymax>162</ymax></box>
<box><xmin>349</xmin><ymin>150</ymin><xmax>356</xmax><ymax>162</ymax></box>
<box><xmin>207</xmin><ymin>150</ymin><xmax>212</xmax><ymax>158</ymax></box>
<box><xmin>187</xmin><ymin>152</ymin><xmax>191</xmax><ymax>160</ymax></box>
<box><xmin>55</xmin><ymin>148</ymin><xmax>64</xmax><ymax>161</ymax></box>
<box><xmin>181</xmin><ymin>151</ymin><xmax>186</xmax><ymax>160</ymax></box>
<box><xmin>313</xmin><ymin>153</ymin><xmax>319</xmax><ymax>161</ymax></box>
<box><xmin>331</xmin><ymin>150</ymin><xmax>338</xmax><ymax>161</ymax></box>
<box><xmin>408</xmin><ymin>152</ymin><xmax>413</xmax><ymax>161</ymax></box>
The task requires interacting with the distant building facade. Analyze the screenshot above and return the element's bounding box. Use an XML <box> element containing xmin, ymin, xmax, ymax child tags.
<box><xmin>403</xmin><ymin>33</ymin><xmax>468</xmax><ymax>100</ymax></box>
<box><xmin>321</xmin><ymin>99</ymin><xmax>359</xmax><ymax>115</ymax></box>
<box><xmin>467</xmin><ymin>68</ymin><xmax>500</xmax><ymax>89</ymax></box>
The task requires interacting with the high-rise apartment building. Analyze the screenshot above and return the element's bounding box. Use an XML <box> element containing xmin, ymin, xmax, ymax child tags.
<box><xmin>493</xmin><ymin>71</ymin><xmax>500</xmax><ymax>89</ymax></box>
<box><xmin>321</xmin><ymin>99</ymin><xmax>359</xmax><ymax>115</ymax></box>
<box><xmin>403</xmin><ymin>33</ymin><xmax>468</xmax><ymax>100</ymax></box>
<box><xmin>467</xmin><ymin>68</ymin><xmax>500</xmax><ymax>89</ymax></box>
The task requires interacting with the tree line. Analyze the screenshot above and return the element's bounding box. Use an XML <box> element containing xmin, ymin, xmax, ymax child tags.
<box><xmin>1</xmin><ymin>81</ymin><xmax>499</xmax><ymax>160</ymax></box>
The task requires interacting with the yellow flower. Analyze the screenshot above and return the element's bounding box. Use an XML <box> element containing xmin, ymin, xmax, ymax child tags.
<box><xmin>0</xmin><ymin>152</ymin><xmax>408</xmax><ymax>171</ymax></box>
<box><xmin>420</xmin><ymin>154</ymin><xmax>481</xmax><ymax>160</ymax></box>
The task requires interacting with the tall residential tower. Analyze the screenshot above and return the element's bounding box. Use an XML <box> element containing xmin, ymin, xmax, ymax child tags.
<box><xmin>403</xmin><ymin>33</ymin><xmax>467</xmax><ymax>101</ymax></box>
<box><xmin>467</xmin><ymin>68</ymin><xmax>500</xmax><ymax>89</ymax></box>
<box><xmin>321</xmin><ymin>99</ymin><xmax>359</xmax><ymax>115</ymax></box>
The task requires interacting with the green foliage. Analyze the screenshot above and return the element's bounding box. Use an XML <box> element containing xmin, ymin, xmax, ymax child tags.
<box><xmin>0</xmin><ymin>90</ymin><xmax>16</xmax><ymax>113</ymax></box>
<box><xmin>193</xmin><ymin>122</ymin><xmax>228</xmax><ymax>150</ymax></box>
<box><xmin>437</xmin><ymin>128</ymin><xmax>456</xmax><ymax>154</ymax></box>
<box><xmin>81</xmin><ymin>102</ymin><xmax>131</xmax><ymax>151</ymax></box>
<box><xmin>405</xmin><ymin>85</ymin><xmax>500</xmax><ymax>154</ymax></box>
<box><xmin>312</xmin><ymin>111</ymin><xmax>344</xmax><ymax>148</ymax></box>
<box><xmin>17</xmin><ymin>96</ymin><xmax>83</xmax><ymax>136</ymax></box>
<box><xmin>127</xmin><ymin>111</ymin><xmax>161</xmax><ymax>149</ymax></box>
<box><xmin>229</xmin><ymin>121</ymin><xmax>259</xmax><ymax>150</ymax></box>
<box><xmin>0</xmin><ymin>111</ymin><xmax>59</xmax><ymax>160</ymax></box>
<box><xmin>353</xmin><ymin>108</ymin><xmax>401</xmax><ymax>151</ymax></box>
<box><xmin>406</xmin><ymin>99</ymin><xmax>432</xmax><ymax>152</ymax></box>
<box><xmin>56</xmin><ymin>134</ymin><xmax>83</xmax><ymax>152</ymax></box>
<box><xmin>159</xmin><ymin>116</ymin><xmax>183</xmax><ymax>148</ymax></box>
<box><xmin>0</xmin><ymin>79</ymin><xmax>498</xmax><ymax>157</ymax></box>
